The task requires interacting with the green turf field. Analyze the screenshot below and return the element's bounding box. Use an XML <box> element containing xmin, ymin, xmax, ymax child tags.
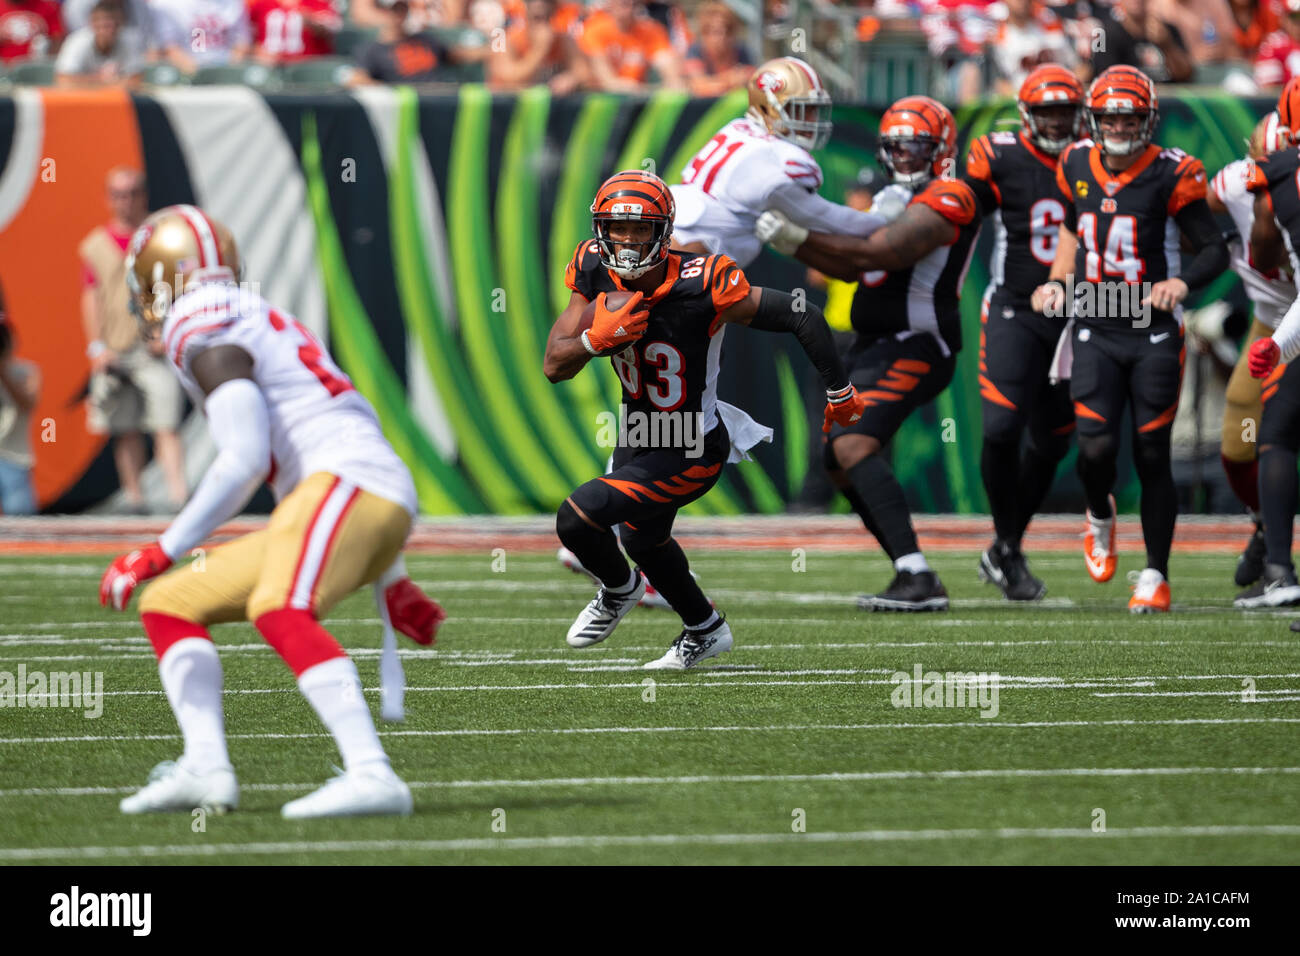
<box><xmin>1</xmin><ymin>548</ymin><xmax>1298</xmax><ymax>865</ymax></box>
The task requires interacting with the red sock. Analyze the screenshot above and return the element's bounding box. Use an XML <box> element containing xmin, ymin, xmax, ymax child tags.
<box><xmin>254</xmin><ymin>608</ymin><xmax>346</xmax><ymax>677</ymax></box>
<box><xmin>142</xmin><ymin>612</ymin><xmax>212</xmax><ymax>659</ymax></box>
<box><xmin>1222</xmin><ymin>455</ymin><xmax>1260</xmax><ymax>513</ymax></box>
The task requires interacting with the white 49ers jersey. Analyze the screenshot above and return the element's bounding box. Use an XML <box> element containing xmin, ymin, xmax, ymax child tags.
<box><xmin>672</xmin><ymin>118</ymin><xmax>826</xmax><ymax>267</ymax></box>
<box><xmin>162</xmin><ymin>283</ymin><xmax>417</xmax><ymax>515</ymax></box>
<box><xmin>1211</xmin><ymin>158</ymin><xmax>1296</xmax><ymax>329</ymax></box>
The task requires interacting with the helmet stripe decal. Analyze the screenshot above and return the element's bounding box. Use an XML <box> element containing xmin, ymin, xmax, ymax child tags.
<box><xmin>786</xmin><ymin>57</ymin><xmax>821</xmax><ymax>92</ymax></box>
<box><xmin>174</xmin><ymin>204</ymin><xmax>221</xmax><ymax>269</ymax></box>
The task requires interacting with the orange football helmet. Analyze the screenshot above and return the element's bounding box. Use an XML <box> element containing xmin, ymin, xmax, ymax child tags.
<box><xmin>125</xmin><ymin>204</ymin><xmax>240</xmax><ymax>329</ymax></box>
<box><xmin>1276</xmin><ymin>77</ymin><xmax>1300</xmax><ymax>149</ymax></box>
<box><xmin>1086</xmin><ymin>66</ymin><xmax>1158</xmax><ymax>157</ymax></box>
<box><xmin>877</xmin><ymin>95</ymin><xmax>957</xmax><ymax>187</ymax></box>
<box><xmin>590</xmin><ymin>170</ymin><xmax>676</xmax><ymax>279</ymax></box>
<box><xmin>1018</xmin><ymin>64</ymin><xmax>1085</xmax><ymax>155</ymax></box>
<box><xmin>747</xmin><ymin>56</ymin><xmax>833</xmax><ymax>151</ymax></box>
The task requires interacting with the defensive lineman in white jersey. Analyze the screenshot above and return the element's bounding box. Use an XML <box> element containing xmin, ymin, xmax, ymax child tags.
<box><xmin>100</xmin><ymin>205</ymin><xmax>444</xmax><ymax>819</ymax></box>
<box><xmin>670</xmin><ymin>56</ymin><xmax>909</xmax><ymax>268</ymax></box>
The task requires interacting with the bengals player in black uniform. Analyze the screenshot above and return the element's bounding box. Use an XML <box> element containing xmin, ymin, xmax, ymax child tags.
<box><xmin>756</xmin><ymin>95</ymin><xmax>981</xmax><ymax>612</ymax></box>
<box><xmin>544</xmin><ymin>170</ymin><xmax>869</xmax><ymax>668</ymax></box>
<box><xmin>1238</xmin><ymin>77</ymin><xmax>1300</xmax><ymax>613</ymax></box>
<box><xmin>1032</xmin><ymin>66</ymin><xmax>1228</xmax><ymax>613</ymax></box>
<box><xmin>965</xmin><ymin>65</ymin><xmax>1084</xmax><ymax>602</ymax></box>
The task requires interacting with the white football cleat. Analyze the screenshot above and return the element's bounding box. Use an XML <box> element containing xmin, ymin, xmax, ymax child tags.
<box><xmin>281</xmin><ymin>767</ymin><xmax>413</xmax><ymax>819</ymax></box>
<box><xmin>119</xmin><ymin>759</ymin><xmax>238</xmax><ymax>815</ymax></box>
<box><xmin>644</xmin><ymin>617</ymin><xmax>734</xmax><ymax>670</ymax></box>
<box><xmin>566</xmin><ymin>576</ymin><xmax>646</xmax><ymax>648</ymax></box>
<box><xmin>557</xmin><ymin>546</ymin><xmax>599</xmax><ymax>584</ymax></box>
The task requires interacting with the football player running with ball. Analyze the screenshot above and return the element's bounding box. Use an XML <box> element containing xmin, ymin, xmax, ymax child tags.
<box><xmin>100</xmin><ymin>206</ymin><xmax>444</xmax><ymax>818</ymax></box>
<box><xmin>755</xmin><ymin>96</ymin><xmax>982</xmax><ymax>612</ymax></box>
<box><xmin>964</xmin><ymin>65</ymin><xmax>1086</xmax><ymax>601</ymax></box>
<box><xmin>1031</xmin><ymin>67</ymin><xmax>1228</xmax><ymax>613</ymax></box>
<box><xmin>545</xmin><ymin>171</ymin><xmax>869</xmax><ymax>669</ymax></box>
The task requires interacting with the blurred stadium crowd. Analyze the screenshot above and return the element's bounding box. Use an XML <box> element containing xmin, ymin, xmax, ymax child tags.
<box><xmin>0</xmin><ymin>0</ymin><xmax>1299</xmax><ymax>96</ymax></box>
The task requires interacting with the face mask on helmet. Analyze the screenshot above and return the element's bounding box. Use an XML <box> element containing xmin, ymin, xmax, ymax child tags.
<box><xmin>593</xmin><ymin>216</ymin><xmax>672</xmax><ymax>279</ymax></box>
<box><xmin>1088</xmin><ymin>108</ymin><xmax>1155</xmax><ymax>157</ymax></box>
<box><xmin>878</xmin><ymin>136</ymin><xmax>940</xmax><ymax>187</ymax></box>
<box><xmin>1022</xmin><ymin>103</ymin><xmax>1083</xmax><ymax>154</ymax></box>
<box><xmin>776</xmin><ymin>94</ymin><xmax>833</xmax><ymax>151</ymax></box>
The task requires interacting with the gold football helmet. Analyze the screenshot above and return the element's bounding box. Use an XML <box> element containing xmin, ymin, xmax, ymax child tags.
<box><xmin>124</xmin><ymin>204</ymin><xmax>240</xmax><ymax>329</ymax></box>
<box><xmin>746</xmin><ymin>56</ymin><xmax>832</xmax><ymax>152</ymax></box>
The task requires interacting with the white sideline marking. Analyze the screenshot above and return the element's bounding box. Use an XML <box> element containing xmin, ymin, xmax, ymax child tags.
<box><xmin>1095</xmin><ymin>689</ymin><xmax>1300</xmax><ymax>698</ymax></box>
<box><xmin>4</xmin><ymin>825</ymin><xmax>1300</xmax><ymax>860</ymax></box>
<box><xmin>4</xmin><ymin>765</ymin><xmax>1298</xmax><ymax>799</ymax></box>
<box><xmin>5</xmin><ymin>716</ymin><xmax>1300</xmax><ymax>745</ymax></box>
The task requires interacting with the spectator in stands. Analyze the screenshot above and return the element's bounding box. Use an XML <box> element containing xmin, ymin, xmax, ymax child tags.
<box><xmin>1229</xmin><ymin>0</ymin><xmax>1280</xmax><ymax>60</ymax></box>
<box><xmin>1151</xmin><ymin>0</ymin><xmax>1237</xmax><ymax>62</ymax></box>
<box><xmin>486</xmin><ymin>0</ymin><xmax>587</xmax><ymax>93</ymax></box>
<box><xmin>1255</xmin><ymin>0</ymin><xmax>1300</xmax><ymax>88</ymax></box>
<box><xmin>352</xmin><ymin>0</ymin><xmax>485</xmax><ymax>84</ymax></box>
<box><xmin>0</xmin><ymin>0</ymin><xmax>64</xmax><ymax>62</ymax></box>
<box><xmin>247</xmin><ymin>0</ymin><xmax>341</xmax><ymax>64</ymax></box>
<box><xmin>580</xmin><ymin>0</ymin><xmax>685</xmax><ymax>92</ymax></box>
<box><xmin>1084</xmin><ymin>0</ymin><xmax>1194</xmax><ymax>82</ymax></box>
<box><xmin>55</xmin><ymin>0</ymin><xmax>146</xmax><ymax>85</ymax></box>
<box><xmin>989</xmin><ymin>0</ymin><xmax>1078</xmax><ymax>94</ymax></box>
<box><xmin>920</xmin><ymin>0</ymin><xmax>997</xmax><ymax>105</ymax></box>
<box><xmin>0</xmin><ymin>282</ymin><xmax>39</xmax><ymax>516</ymax></box>
<box><xmin>80</xmin><ymin>168</ymin><xmax>188</xmax><ymax>514</ymax></box>
<box><xmin>62</xmin><ymin>0</ymin><xmax>154</xmax><ymax>46</ymax></box>
<box><xmin>352</xmin><ymin>0</ymin><xmax>469</xmax><ymax>30</ymax></box>
<box><xmin>683</xmin><ymin>1</ymin><xmax>753</xmax><ymax>96</ymax></box>
<box><xmin>150</xmin><ymin>0</ymin><xmax>252</xmax><ymax>72</ymax></box>
<box><xmin>646</xmin><ymin>0</ymin><xmax>693</xmax><ymax>57</ymax></box>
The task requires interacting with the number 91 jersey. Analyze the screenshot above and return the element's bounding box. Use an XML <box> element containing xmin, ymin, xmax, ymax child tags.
<box><xmin>161</xmin><ymin>282</ymin><xmax>417</xmax><ymax>515</ymax></box>
<box><xmin>965</xmin><ymin>130</ymin><xmax>1068</xmax><ymax>298</ymax></box>
<box><xmin>1055</xmin><ymin>139</ymin><xmax>1207</xmax><ymax>328</ymax></box>
<box><xmin>565</xmin><ymin>242</ymin><xmax>751</xmax><ymax>434</ymax></box>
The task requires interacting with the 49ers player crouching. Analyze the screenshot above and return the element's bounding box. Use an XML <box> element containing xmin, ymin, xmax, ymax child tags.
<box><xmin>100</xmin><ymin>206</ymin><xmax>443</xmax><ymax>818</ymax></box>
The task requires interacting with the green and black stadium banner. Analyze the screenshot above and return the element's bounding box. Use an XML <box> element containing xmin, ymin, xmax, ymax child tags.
<box><xmin>0</xmin><ymin>87</ymin><xmax>1272</xmax><ymax>514</ymax></box>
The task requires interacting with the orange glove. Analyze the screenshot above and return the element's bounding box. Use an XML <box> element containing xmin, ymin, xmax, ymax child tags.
<box><xmin>823</xmin><ymin>385</ymin><xmax>869</xmax><ymax>433</ymax></box>
<box><xmin>582</xmin><ymin>292</ymin><xmax>649</xmax><ymax>355</ymax></box>
<box><xmin>100</xmin><ymin>543</ymin><xmax>172</xmax><ymax>611</ymax></box>
<box><xmin>1249</xmin><ymin>337</ymin><xmax>1281</xmax><ymax>379</ymax></box>
<box><xmin>384</xmin><ymin>577</ymin><xmax>445</xmax><ymax>646</ymax></box>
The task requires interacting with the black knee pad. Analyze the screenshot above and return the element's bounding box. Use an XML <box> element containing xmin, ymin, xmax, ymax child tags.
<box><xmin>556</xmin><ymin>499</ymin><xmax>594</xmax><ymax>545</ymax></box>
<box><xmin>1076</xmin><ymin>433</ymin><xmax>1117</xmax><ymax>465</ymax></box>
<box><xmin>1132</xmin><ymin>433</ymin><xmax>1172</xmax><ymax>477</ymax></box>
<box><xmin>982</xmin><ymin>407</ymin><xmax>1026</xmax><ymax>447</ymax></box>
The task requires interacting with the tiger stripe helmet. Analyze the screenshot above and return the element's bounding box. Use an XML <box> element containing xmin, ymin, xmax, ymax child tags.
<box><xmin>590</xmin><ymin>170</ymin><xmax>675</xmax><ymax>279</ymax></box>
<box><xmin>877</xmin><ymin>95</ymin><xmax>957</xmax><ymax>187</ymax></box>
<box><xmin>1018</xmin><ymin>64</ymin><xmax>1085</xmax><ymax>155</ymax></box>
<box><xmin>125</xmin><ymin>204</ymin><xmax>240</xmax><ymax>329</ymax></box>
<box><xmin>1086</xmin><ymin>66</ymin><xmax>1159</xmax><ymax>157</ymax></box>
<box><xmin>1276</xmin><ymin>77</ymin><xmax>1300</xmax><ymax>149</ymax></box>
<box><xmin>747</xmin><ymin>56</ymin><xmax>833</xmax><ymax>151</ymax></box>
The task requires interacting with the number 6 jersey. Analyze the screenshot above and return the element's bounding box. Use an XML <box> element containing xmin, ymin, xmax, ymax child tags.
<box><xmin>162</xmin><ymin>282</ymin><xmax>418</xmax><ymax>515</ymax></box>
<box><xmin>965</xmin><ymin>129</ymin><xmax>1069</xmax><ymax>299</ymax></box>
<box><xmin>565</xmin><ymin>241</ymin><xmax>751</xmax><ymax>434</ymax></box>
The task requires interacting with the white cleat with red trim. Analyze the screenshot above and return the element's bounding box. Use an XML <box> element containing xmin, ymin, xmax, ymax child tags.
<box><xmin>120</xmin><ymin>759</ymin><xmax>238</xmax><ymax>814</ymax></box>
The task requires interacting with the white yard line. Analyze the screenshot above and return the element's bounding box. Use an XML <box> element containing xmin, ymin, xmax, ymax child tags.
<box><xmin>3</xmin><ymin>824</ymin><xmax>1300</xmax><ymax>860</ymax></box>
<box><xmin>5</xmin><ymin>765</ymin><xmax>1299</xmax><ymax>799</ymax></box>
<box><xmin>4</xmin><ymin>716</ymin><xmax>1299</xmax><ymax>746</ymax></box>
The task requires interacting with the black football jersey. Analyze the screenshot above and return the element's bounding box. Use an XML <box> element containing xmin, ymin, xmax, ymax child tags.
<box><xmin>565</xmin><ymin>243</ymin><xmax>750</xmax><ymax>431</ymax></box>
<box><xmin>1247</xmin><ymin>145</ymin><xmax>1300</xmax><ymax>264</ymax></box>
<box><xmin>1056</xmin><ymin>139</ymin><xmax>1207</xmax><ymax>331</ymax></box>
<box><xmin>848</xmin><ymin>176</ymin><xmax>981</xmax><ymax>355</ymax></box>
<box><xmin>965</xmin><ymin>129</ymin><xmax>1067</xmax><ymax>298</ymax></box>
